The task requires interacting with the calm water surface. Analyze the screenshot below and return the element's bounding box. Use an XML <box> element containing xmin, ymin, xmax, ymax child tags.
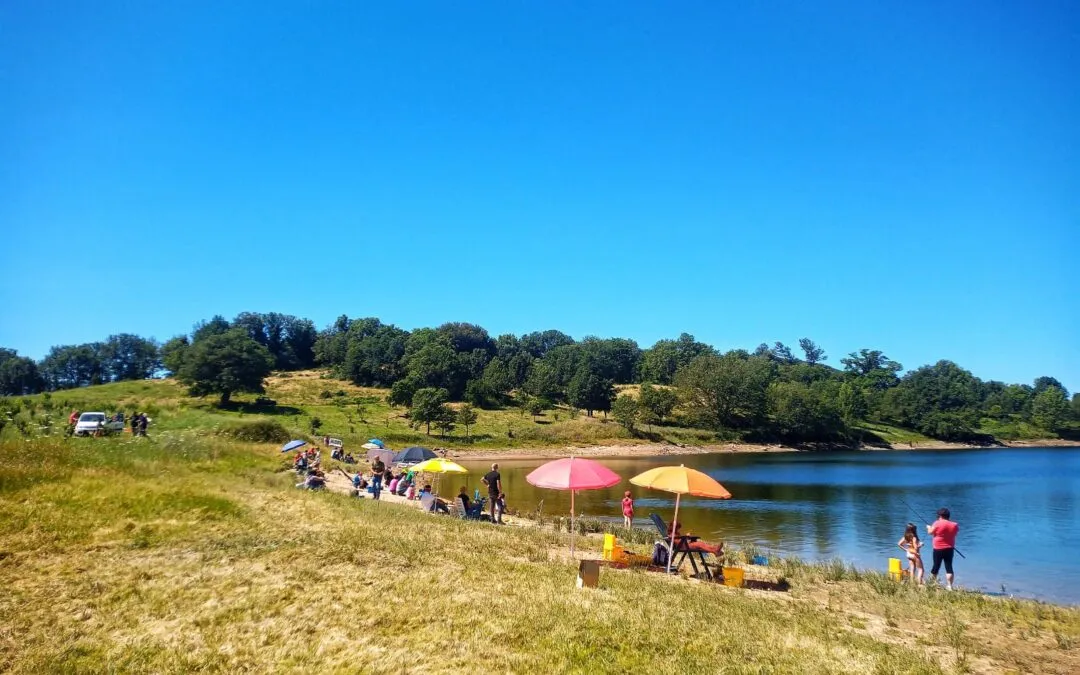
<box><xmin>452</xmin><ymin>447</ymin><xmax>1080</xmax><ymax>604</ymax></box>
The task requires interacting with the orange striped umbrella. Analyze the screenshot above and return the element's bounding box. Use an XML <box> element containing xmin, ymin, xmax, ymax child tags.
<box><xmin>630</xmin><ymin>465</ymin><xmax>731</xmax><ymax>573</ymax></box>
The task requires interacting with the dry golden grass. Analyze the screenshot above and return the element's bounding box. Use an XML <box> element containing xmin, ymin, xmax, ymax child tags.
<box><xmin>3</xmin><ymin>434</ymin><xmax>1079</xmax><ymax>673</ymax></box>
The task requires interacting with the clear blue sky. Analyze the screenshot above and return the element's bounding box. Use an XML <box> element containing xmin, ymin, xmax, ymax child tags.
<box><xmin>1</xmin><ymin>2</ymin><xmax>1077</xmax><ymax>392</ymax></box>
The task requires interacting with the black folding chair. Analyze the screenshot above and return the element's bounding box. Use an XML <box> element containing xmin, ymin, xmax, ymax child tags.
<box><xmin>649</xmin><ymin>513</ymin><xmax>713</xmax><ymax>580</ymax></box>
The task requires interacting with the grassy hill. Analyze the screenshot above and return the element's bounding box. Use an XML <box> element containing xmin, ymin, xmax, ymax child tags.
<box><xmin>2</xmin><ymin>379</ymin><xmax>1079</xmax><ymax>672</ymax></box>
<box><xmin>2</xmin><ymin>370</ymin><xmax>973</xmax><ymax>452</ymax></box>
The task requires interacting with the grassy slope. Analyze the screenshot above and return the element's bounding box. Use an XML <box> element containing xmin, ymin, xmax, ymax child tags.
<box><xmin>4</xmin><ymin>370</ymin><xmax>1004</xmax><ymax>452</ymax></box>
<box><xmin>2</xmin><ymin>433</ymin><xmax>1079</xmax><ymax>674</ymax></box>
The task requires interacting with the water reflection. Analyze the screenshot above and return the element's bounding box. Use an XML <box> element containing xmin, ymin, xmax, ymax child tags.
<box><xmin>452</xmin><ymin>447</ymin><xmax>1080</xmax><ymax>603</ymax></box>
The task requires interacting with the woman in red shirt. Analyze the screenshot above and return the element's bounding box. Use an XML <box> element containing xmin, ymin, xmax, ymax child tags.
<box><xmin>926</xmin><ymin>508</ymin><xmax>959</xmax><ymax>590</ymax></box>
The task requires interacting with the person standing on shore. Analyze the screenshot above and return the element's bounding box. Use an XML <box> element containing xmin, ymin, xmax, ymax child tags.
<box><xmin>622</xmin><ymin>490</ymin><xmax>635</xmax><ymax>528</ymax></box>
<box><xmin>897</xmin><ymin>523</ymin><xmax>924</xmax><ymax>585</ymax></box>
<box><xmin>927</xmin><ymin>508</ymin><xmax>959</xmax><ymax>590</ymax></box>
<box><xmin>370</xmin><ymin>456</ymin><xmax>385</xmax><ymax>500</ymax></box>
<box><xmin>482</xmin><ymin>463</ymin><xmax>503</xmax><ymax>524</ymax></box>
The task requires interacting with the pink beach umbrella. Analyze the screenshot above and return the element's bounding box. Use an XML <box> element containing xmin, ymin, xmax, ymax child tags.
<box><xmin>526</xmin><ymin>456</ymin><xmax>622</xmax><ymax>556</ymax></box>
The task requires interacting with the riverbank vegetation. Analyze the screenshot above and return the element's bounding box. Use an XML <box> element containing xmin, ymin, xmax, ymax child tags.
<box><xmin>3</xmin><ymin>433</ymin><xmax>1079</xmax><ymax>673</ymax></box>
<box><xmin>3</xmin><ymin>312</ymin><xmax>1078</xmax><ymax>448</ymax></box>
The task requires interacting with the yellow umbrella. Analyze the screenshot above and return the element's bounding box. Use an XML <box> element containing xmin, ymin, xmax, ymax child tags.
<box><xmin>410</xmin><ymin>458</ymin><xmax>468</xmax><ymax>474</ymax></box>
<box><xmin>630</xmin><ymin>465</ymin><xmax>731</xmax><ymax>573</ymax></box>
<box><xmin>410</xmin><ymin>458</ymin><xmax>468</xmax><ymax>513</ymax></box>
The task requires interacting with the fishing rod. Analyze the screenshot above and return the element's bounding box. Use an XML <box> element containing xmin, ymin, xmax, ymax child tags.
<box><xmin>899</xmin><ymin>497</ymin><xmax>965</xmax><ymax>559</ymax></box>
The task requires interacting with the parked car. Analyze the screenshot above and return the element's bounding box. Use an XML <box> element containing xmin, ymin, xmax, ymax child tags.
<box><xmin>74</xmin><ymin>412</ymin><xmax>125</xmax><ymax>437</ymax></box>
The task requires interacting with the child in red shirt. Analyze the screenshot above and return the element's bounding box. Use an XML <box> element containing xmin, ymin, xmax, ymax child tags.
<box><xmin>621</xmin><ymin>491</ymin><xmax>634</xmax><ymax>528</ymax></box>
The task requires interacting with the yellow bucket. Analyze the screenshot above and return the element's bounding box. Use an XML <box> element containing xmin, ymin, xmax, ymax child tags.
<box><xmin>722</xmin><ymin>567</ymin><xmax>744</xmax><ymax>588</ymax></box>
<box><xmin>888</xmin><ymin>557</ymin><xmax>903</xmax><ymax>581</ymax></box>
<box><xmin>602</xmin><ymin>534</ymin><xmax>616</xmax><ymax>561</ymax></box>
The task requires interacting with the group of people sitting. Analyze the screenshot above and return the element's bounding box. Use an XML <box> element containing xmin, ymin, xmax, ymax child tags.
<box><xmin>294</xmin><ymin>448</ymin><xmax>327</xmax><ymax>490</ymax></box>
<box><xmin>290</xmin><ymin>447</ymin><xmax>508</xmax><ymax>524</ymax></box>
<box><xmin>329</xmin><ymin>446</ymin><xmax>356</xmax><ymax>463</ymax></box>
<box><xmin>349</xmin><ymin>466</ymin><xmax>418</xmax><ymax>500</ymax></box>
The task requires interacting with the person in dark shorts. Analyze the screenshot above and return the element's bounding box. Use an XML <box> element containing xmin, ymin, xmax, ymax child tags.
<box><xmin>482</xmin><ymin>463</ymin><xmax>503</xmax><ymax>523</ymax></box>
<box><xmin>927</xmin><ymin>507</ymin><xmax>959</xmax><ymax>590</ymax></box>
<box><xmin>370</xmin><ymin>456</ymin><xmax>385</xmax><ymax>499</ymax></box>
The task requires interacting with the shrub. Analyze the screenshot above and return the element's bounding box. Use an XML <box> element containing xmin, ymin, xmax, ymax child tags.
<box><xmin>218</xmin><ymin>420</ymin><xmax>291</xmax><ymax>444</ymax></box>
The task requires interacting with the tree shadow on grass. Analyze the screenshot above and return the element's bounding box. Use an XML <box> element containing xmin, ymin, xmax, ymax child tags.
<box><xmin>216</xmin><ymin>400</ymin><xmax>303</xmax><ymax>416</ymax></box>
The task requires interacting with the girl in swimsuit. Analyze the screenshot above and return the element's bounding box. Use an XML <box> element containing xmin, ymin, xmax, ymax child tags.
<box><xmin>898</xmin><ymin>522</ymin><xmax>924</xmax><ymax>585</ymax></box>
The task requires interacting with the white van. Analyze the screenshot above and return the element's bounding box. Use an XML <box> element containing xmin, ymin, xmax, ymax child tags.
<box><xmin>74</xmin><ymin>412</ymin><xmax>125</xmax><ymax>436</ymax></box>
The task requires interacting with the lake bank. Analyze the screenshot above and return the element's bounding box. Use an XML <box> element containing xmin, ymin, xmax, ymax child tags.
<box><xmin>435</xmin><ymin>446</ymin><xmax>1080</xmax><ymax>604</ymax></box>
<box><xmin>446</xmin><ymin>437</ymin><xmax>1080</xmax><ymax>461</ymax></box>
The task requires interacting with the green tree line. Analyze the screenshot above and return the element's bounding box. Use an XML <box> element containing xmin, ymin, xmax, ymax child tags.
<box><xmin>2</xmin><ymin>313</ymin><xmax>1077</xmax><ymax>443</ymax></box>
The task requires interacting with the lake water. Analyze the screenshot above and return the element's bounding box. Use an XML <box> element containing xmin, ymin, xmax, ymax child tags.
<box><xmin>452</xmin><ymin>447</ymin><xmax>1080</xmax><ymax>604</ymax></box>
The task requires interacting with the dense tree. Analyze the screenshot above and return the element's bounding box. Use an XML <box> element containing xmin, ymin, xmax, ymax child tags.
<box><xmin>1034</xmin><ymin>376</ymin><xmax>1069</xmax><ymax>399</ymax></box>
<box><xmin>639</xmin><ymin>333</ymin><xmax>714</xmax><ymax>384</ymax></box>
<box><xmin>174</xmin><ymin>329</ymin><xmax>274</xmax><ymax>405</ymax></box>
<box><xmin>343</xmin><ymin>324</ymin><xmax>409</xmax><ymax>386</ymax></box>
<box><xmin>464</xmin><ymin>379</ymin><xmax>498</xmax><ymax>408</ymax></box>
<box><xmin>841</xmin><ymin>349</ymin><xmax>903</xmax><ymax>392</ymax></box>
<box><xmin>481</xmin><ymin>357</ymin><xmax>514</xmax><ymax>397</ymax></box>
<box><xmin>883</xmin><ymin>361</ymin><xmax>982</xmax><ymax>440</ymax></box>
<box><xmin>160</xmin><ymin>336</ymin><xmax>190</xmax><ymax>375</ymax></box>
<box><xmin>437</xmin><ymin>322</ymin><xmax>496</xmax><ymax>356</ymax></box>
<box><xmin>191</xmin><ymin>315</ymin><xmax>231</xmax><ymax>343</ymax></box>
<box><xmin>917</xmin><ymin>412</ymin><xmax>978</xmax><ymax>442</ymax></box>
<box><xmin>567</xmin><ymin>367</ymin><xmax>614</xmax><ymax>417</ymax></box>
<box><xmin>768</xmin><ymin>381</ymin><xmax>846</xmax><ymax>442</ymax></box>
<box><xmin>799</xmin><ymin>338</ymin><xmax>827</xmax><ymax>364</ymax></box>
<box><xmin>40</xmin><ymin>343</ymin><xmax>106</xmax><ymax>390</ymax></box>
<box><xmin>506</xmin><ymin>353</ymin><xmax>534</xmax><ymax>390</ymax></box>
<box><xmin>782</xmin><ymin>362</ymin><xmax>836</xmax><ymax>385</ymax></box>
<box><xmin>982</xmin><ymin>383</ymin><xmax>1034</xmax><ymax>421</ymax></box>
<box><xmin>580</xmin><ymin>337</ymin><xmax>641</xmax><ymax>384</ymax></box>
<box><xmin>639</xmin><ymin>384</ymin><xmax>678</xmax><ymax>426</ymax></box>
<box><xmin>388</xmin><ymin>378</ymin><xmax>418</xmax><ymax>408</ymax></box>
<box><xmin>232</xmin><ymin>312</ymin><xmax>317</xmax><ymax>370</ymax></box>
<box><xmin>410</xmin><ymin>387</ymin><xmax>451</xmax><ymax>435</ymax></box>
<box><xmin>405</xmin><ymin>339</ymin><xmax>465</xmax><ymax>397</ymax></box>
<box><xmin>1031</xmin><ymin>386</ymin><xmax>1070</xmax><ymax>433</ymax></box>
<box><xmin>612</xmin><ymin>394</ymin><xmax>640</xmax><ymax>434</ymax></box>
<box><xmin>520</xmin><ymin>330</ymin><xmax>574</xmax><ymax>358</ymax></box>
<box><xmin>522</xmin><ymin>361</ymin><xmax>560</xmax><ymax>401</ymax></box>
<box><xmin>675</xmin><ymin>352</ymin><xmax>773</xmax><ymax>430</ymax></box>
<box><xmin>100</xmin><ymin>334</ymin><xmax>161</xmax><ymax>381</ymax></box>
<box><xmin>837</xmin><ymin>382</ymin><xmax>867</xmax><ymax>424</ymax></box>
<box><xmin>494</xmin><ymin>334</ymin><xmax>524</xmax><ymax>360</ymax></box>
<box><xmin>0</xmin><ymin>349</ymin><xmax>45</xmax><ymax>395</ymax></box>
<box><xmin>10</xmin><ymin>308</ymin><xmax>1076</xmax><ymax>447</ymax></box>
<box><xmin>543</xmin><ymin>344</ymin><xmax>585</xmax><ymax>388</ymax></box>
<box><xmin>313</xmin><ymin>314</ymin><xmax>353</xmax><ymax>367</ymax></box>
<box><xmin>1072</xmin><ymin>394</ymin><xmax>1080</xmax><ymax>421</ymax></box>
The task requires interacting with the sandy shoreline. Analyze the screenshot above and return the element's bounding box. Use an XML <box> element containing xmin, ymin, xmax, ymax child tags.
<box><xmin>443</xmin><ymin>438</ymin><xmax>1080</xmax><ymax>462</ymax></box>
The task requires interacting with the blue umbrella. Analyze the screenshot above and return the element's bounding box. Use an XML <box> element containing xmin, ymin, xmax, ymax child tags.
<box><xmin>368</xmin><ymin>438</ymin><xmax>386</xmax><ymax>448</ymax></box>
<box><xmin>392</xmin><ymin>446</ymin><xmax>437</xmax><ymax>464</ymax></box>
<box><xmin>281</xmin><ymin>439</ymin><xmax>307</xmax><ymax>453</ymax></box>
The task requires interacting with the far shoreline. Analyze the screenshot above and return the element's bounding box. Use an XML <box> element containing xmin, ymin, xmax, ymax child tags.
<box><xmin>445</xmin><ymin>437</ymin><xmax>1080</xmax><ymax>462</ymax></box>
